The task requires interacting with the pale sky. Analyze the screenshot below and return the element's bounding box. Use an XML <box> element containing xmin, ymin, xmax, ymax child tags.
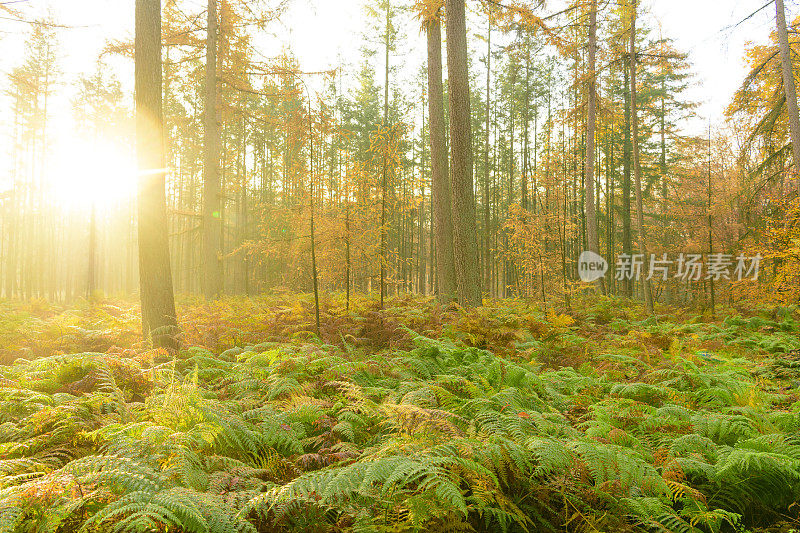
<box><xmin>0</xmin><ymin>0</ymin><xmax>794</xmax><ymax>144</ymax></box>
<box><xmin>648</xmin><ymin>0</ymin><xmax>784</xmax><ymax>132</ymax></box>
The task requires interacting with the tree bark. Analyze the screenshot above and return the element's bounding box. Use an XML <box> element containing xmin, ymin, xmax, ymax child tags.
<box><xmin>776</xmin><ymin>0</ymin><xmax>800</xmax><ymax>195</ymax></box>
<box><xmin>426</xmin><ymin>16</ymin><xmax>456</xmax><ymax>303</ymax></box>
<box><xmin>202</xmin><ymin>0</ymin><xmax>222</xmax><ymax>299</ymax></box>
<box><xmin>707</xmin><ymin>123</ymin><xmax>715</xmax><ymax>316</ymax></box>
<box><xmin>506</xmin><ymin>65</ymin><xmax>517</xmax><ymax>297</ymax></box>
<box><xmin>483</xmin><ymin>18</ymin><xmax>492</xmax><ymax>296</ymax></box>
<box><xmin>622</xmin><ymin>61</ymin><xmax>633</xmax><ymax>298</ymax></box>
<box><xmin>584</xmin><ymin>0</ymin><xmax>605</xmax><ymax>294</ymax></box>
<box><xmin>309</xmin><ymin>103</ymin><xmax>321</xmax><ymax>336</ymax></box>
<box><xmin>630</xmin><ymin>0</ymin><xmax>654</xmax><ymax>314</ymax></box>
<box><xmin>446</xmin><ymin>0</ymin><xmax>482</xmax><ymax>307</ymax></box>
<box><xmin>380</xmin><ymin>0</ymin><xmax>391</xmax><ymax>308</ymax></box>
<box><xmin>135</xmin><ymin>0</ymin><xmax>178</xmax><ymax>348</ymax></box>
<box><xmin>522</xmin><ymin>45</ymin><xmax>530</xmax><ymax>214</ymax></box>
<box><xmin>87</xmin><ymin>204</ymin><xmax>97</xmax><ymax>300</ymax></box>
<box><xmin>419</xmin><ymin>89</ymin><xmax>428</xmax><ymax>295</ymax></box>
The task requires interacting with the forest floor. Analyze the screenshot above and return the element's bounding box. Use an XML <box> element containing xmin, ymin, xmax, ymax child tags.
<box><xmin>0</xmin><ymin>295</ymin><xmax>799</xmax><ymax>532</ymax></box>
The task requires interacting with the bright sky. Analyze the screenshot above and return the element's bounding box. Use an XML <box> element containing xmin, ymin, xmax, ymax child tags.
<box><xmin>648</xmin><ymin>0</ymin><xmax>786</xmax><ymax>133</ymax></box>
<box><xmin>0</xmin><ymin>0</ymin><xmax>795</xmax><ymax>148</ymax></box>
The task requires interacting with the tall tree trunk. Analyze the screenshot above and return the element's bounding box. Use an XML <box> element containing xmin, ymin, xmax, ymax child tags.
<box><xmin>202</xmin><ymin>0</ymin><xmax>222</xmax><ymax>299</ymax></box>
<box><xmin>707</xmin><ymin>123</ymin><xmax>715</xmax><ymax>316</ymax></box>
<box><xmin>309</xmin><ymin>104</ymin><xmax>321</xmax><ymax>336</ymax></box>
<box><xmin>483</xmin><ymin>18</ymin><xmax>492</xmax><ymax>295</ymax></box>
<box><xmin>605</xmin><ymin>121</ymin><xmax>615</xmax><ymax>293</ymax></box>
<box><xmin>506</xmin><ymin>65</ymin><xmax>516</xmax><ymax>297</ymax></box>
<box><xmin>426</xmin><ymin>15</ymin><xmax>456</xmax><ymax>302</ymax></box>
<box><xmin>560</xmin><ymin>126</ymin><xmax>572</xmax><ymax>310</ymax></box>
<box><xmin>419</xmin><ymin>90</ymin><xmax>428</xmax><ymax>294</ymax></box>
<box><xmin>660</xmin><ymin>86</ymin><xmax>668</xmax><ymax>204</ymax></box>
<box><xmin>522</xmin><ymin>45</ymin><xmax>530</xmax><ymax>213</ymax></box>
<box><xmin>237</xmin><ymin>117</ymin><xmax>248</xmax><ymax>294</ymax></box>
<box><xmin>584</xmin><ymin>0</ymin><xmax>605</xmax><ymax>294</ymax></box>
<box><xmin>5</xmin><ymin>92</ymin><xmax>20</xmax><ymax>299</ymax></box>
<box><xmin>630</xmin><ymin>0</ymin><xmax>654</xmax><ymax>314</ymax></box>
<box><xmin>342</xmin><ymin>79</ymin><xmax>352</xmax><ymax>309</ymax></box>
<box><xmin>87</xmin><ymin>203</ymin><xmax>97</xmax><ymax>300</ymax></box>
<box><xmin>380</xmin><ymin>0</ymin><xmax>391</xmax><ymax>308</ymax></box>
<box><xmin>622</xmin><ymin>60</ymin><xmax>633</xmax><ymax>297</ymax></box>
<box><xmin>776</xmin><ymin>0</ymin><xmax>800</xmax><ymax>195</ymax></box>
<box><xmin>345</xmin><ymin>163</ymin><xmax>352</xmax><ymax>308</ymax></box>
<box><xmin>135</xmin><ymin>0</ymin><xmax>178</xmax><ymax>348</ymax></box>
<box><xmin>660</xmin><ymin>77</ymin><xmax>670</xmax><ymax>304</ymax></box>
<box><xmin>446</xmin><ymin>0</ymin><xmax>481</xmax><ymax>307</ymax></box>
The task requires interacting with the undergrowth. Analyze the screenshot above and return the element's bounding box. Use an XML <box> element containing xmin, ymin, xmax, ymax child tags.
<box><xmin>0</xmin><ymin>295</ymin><xmax>798</xmax><ymax>532</ymax></box>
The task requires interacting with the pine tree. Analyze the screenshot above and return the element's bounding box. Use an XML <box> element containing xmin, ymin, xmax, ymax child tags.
<box><xmin>446</xmin><ymin>0</ymin><xmax>481</xmax><ymax>307</ymax></box>
<box><xmin>775</xmin><ymin>0</ymin><xmax>800</xmax><ymax>196</ymax></box>
<box><xmin>629</xmin><ymin>0</ymin><xmax>654</xmax><ymax>314</ymax></box>
<box><xmin>422</xmin><ymin>2</ymin><xmax>457</xmax><ymax>303</ymax></box>
<box><xmin>135</xmin><ymin>0</ymin><xmax>179</xmax><ymax>348</ymax></box>
<box><xmin>584</xmin><ymin>0</ymin><xmax>605</xmax><ymax>294</ymax></box>
<box><xmin>202</xmin><ymin>0</ymin><xmax>223</xmax><ymax>300</ymax></box>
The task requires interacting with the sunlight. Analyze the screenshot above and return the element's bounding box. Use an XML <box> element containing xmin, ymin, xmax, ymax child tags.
<box><xmin>46</xmin><ymin>137</ymin><xmax>137</xmax><ymax>211</ymax></box>
<box><xmin>4</xmin><ymin>0</ymin><xmax>800</xmax><ymax>530</ymax></box>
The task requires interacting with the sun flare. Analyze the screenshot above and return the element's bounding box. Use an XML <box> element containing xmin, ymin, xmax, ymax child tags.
<box><xmin>46</xmin><ymin>137</ymin><xmax>137</xmax><ymax>211</ymax></box>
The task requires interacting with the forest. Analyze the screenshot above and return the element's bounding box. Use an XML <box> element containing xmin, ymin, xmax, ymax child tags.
<box><xmin>0</xmin><ymin>0</ymin><xmax>799</xmax><ymax>531</ymax></box>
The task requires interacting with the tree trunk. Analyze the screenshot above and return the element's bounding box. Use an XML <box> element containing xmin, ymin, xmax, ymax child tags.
<box><xmin>584</xmin><ymin>0</ymin><xmax>605</xmax><ymax>294</ymax></box>
<box><xmin>426</xmin><ymin>16</ymin><xmax>456</xmax><ymax>303</ymax></box>
<box><xmin>309</xmin><ymin>106</ymin><xmax>321</xmax><ymax>336</ymax></box>
<box><xmin>483</xmin><ymin>18</ymin><xmax>492</xmax><ymax>295</ymax></box>
<box><xmin>660</xmin><ymin>77</ymin><xmax>670</xmax><ymax>304</ymax></box>
<box><xmin>237</xmin><ymin>117</ymin><xmax>248</xmax><ymax>295</ymax></box>
<box><xmin>707</xmin><ymin>123</ymin><xmax>715</xmax><ymax>316</ymax></box>
<box><xmin>622</xmin><ymin>57</ymin><xmax>633</xmax><ymax>297</ymax></box>
<box><xmin>380</xmin><ymin>1</ymin><xmax>391</xmax><ymax>308</ymax></box>
<box><xmin>605</xmin><ymin>121</ymin><xmax>614</xmax><ymax>293</ymax></box>
<box><xmin>135</xmin><ymin>0</ymin><xmax>178</xmax><ymax>348</ymax></box>
<box><xmin>345</xmin><ymin>171</ymin><xmax>351</xmax><ymax>309</ymax></box>
<box><xmin>202</xmin><ymin>0</ymin><xmax>222</xmax><ymax>299</ymax></box>
<box><xmin>506</xmin><ymin>65</ymin><xmax>516</xmax><ymax>297</ymax></box>
<box><xmin>87</xmin><ymin>203</ymin><xmax>97</xmax><ymax>300</ymax></box>
<box><xmin>419</xmin><ymin>90</ymin><xmax>428</xmax><ymax>295</ymax></box>
<box><xmin>446</xmin><ymin>0</ymin><xmax>481</xmax><ymax>307</ymax></box>
<box><xmin>630</xmin><ymin>0</ymin><xmax>654</xmax><ymax>314</ymax></box>
<box><xmin>776</xmin><ymin>0</ymin><xmax>800</xmax><ymax>195</ymax></box>
<box><xmin>522</xmin><ymin>46</ymin><xmax>530</xmax><ymax>213</ymax></box>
